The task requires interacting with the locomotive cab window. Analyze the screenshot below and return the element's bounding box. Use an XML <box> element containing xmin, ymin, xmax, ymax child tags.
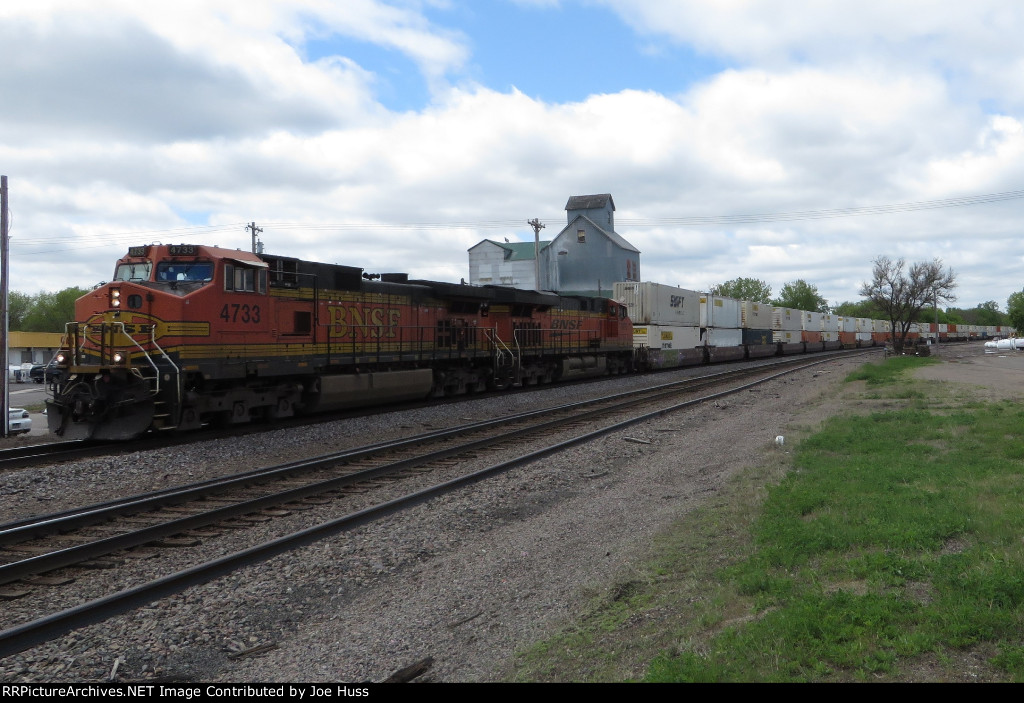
<box><xmin>224</xmin><ymin>264</ymin><xmax>268</xmax><ymax>294</ymax></box>
<box><xmin>114</xmin><ymin>262</ymin><xmax>153</xmax><ymax>281</ymax></box>
<box><xmin>156</xmin><ymin>261</ymin><xmax>214</xmax><ymax>283</ymax></box>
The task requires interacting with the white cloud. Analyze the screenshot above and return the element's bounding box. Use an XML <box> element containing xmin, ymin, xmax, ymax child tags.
<box><xmin>3</xmin><ymin>0</ymin><xmax>1024</xmax><ymax>312</ymax></box>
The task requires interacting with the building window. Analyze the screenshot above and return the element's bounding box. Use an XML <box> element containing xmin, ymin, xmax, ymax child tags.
<box><xmin>577</xmin><ymin>229</ymin><xmax>586</xmax><ymax>243</ymax></box>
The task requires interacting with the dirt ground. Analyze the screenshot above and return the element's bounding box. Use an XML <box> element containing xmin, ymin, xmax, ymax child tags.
<box><xmin>909</xmin><ymin>343</ymin><xmax>1024</xmax><ymax>400</ymax></box>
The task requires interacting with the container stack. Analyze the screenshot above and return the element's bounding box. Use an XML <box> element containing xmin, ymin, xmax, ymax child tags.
<box><xmin>700</xmin><ymin>295</ymin><xmax>741</xmax><ymax>338</ymax></box>
<box><xmin>855</xmin><ymin>318</ymin><xmax>873</xmax><ymax>346</ymax></box>
<box><xmin>837</xmin><ymin>315</ymin><xmax>858</xmax><ymax>347</ymax></box>
<box><xmin>741</xmin><ymin>301</ymin><xmax>773</xmax><ymax>347</ymax></box>
<box><xmin>872</xmin><ymin>318</ymin><xmax>891</xmax><ymax>345</ymax></box>
<box><xmin>614</xmin><ymin>282</ymin><xmax>704</xmax><ymax>368</ymax></box>
<box><xmin>821</xmin><ymin>313</ymin><xmax>840</xmax><ymax>343</ymax></box>
<box><xmin>801</xmin><ymin>311</ymin><xmax>823</xmax><ymax>344</ymax></box>
<box><xmin>772</xmin><ymin>307</ymin><xmax>803</xmax><ymax>344</ymax></box>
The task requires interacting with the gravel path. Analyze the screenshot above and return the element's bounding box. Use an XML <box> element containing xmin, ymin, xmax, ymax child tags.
<box><xmin>1</xmin><ymin>352</ymin><xmax>879</xmax><ymax>682</ymax></box>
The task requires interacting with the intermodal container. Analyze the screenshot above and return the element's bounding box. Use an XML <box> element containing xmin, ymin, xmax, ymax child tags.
<box><xmin>614</xmin><ymin>282</ymin><xmax>701</xmax><ymax>326</ymax></box>
<box><xmin>741</xmin><ymin>301</ymin><xmax>772</xmax><ymax>329</ymax></box>
<box><xmin>700</xmin><ymin>295</ymin><xmax>742</xmax><ymax>328</ymax></box>
<box><xmin>837</xmin><ymin>316</ymin><xmax>857</xmax><ymax>332</ymax></box>
<box><xmin>742</xmin><ymin>329</ymin><xmax>773</xmax><ymax>345</ymax></box>
<box><xmin>632</xmin><ymin>324</ymin><xmax>701</xmax><ymax>350</ymax></box>
<box><xmin>773</xmin><ymin>330</ymin><xmax>800</xmax><ymax>343</ymax></box>
<box><xmin>705</xmin><ymin>327</ymin><xmax>743</xmax><ymax>347</ymax></box>
<box><xmin>802</xmin><ymin>311</ymin><xmax>823</xmax><ymax>332</ymax></box>
<box><xmin>773</xmin><ymin>307</ymin><xmax>803</xmax><ymax>331</ymax></box>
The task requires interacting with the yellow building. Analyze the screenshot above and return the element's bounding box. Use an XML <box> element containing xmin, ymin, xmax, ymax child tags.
<box><xmin>8</xmin><ymin>331</ymin><xmax>64</xmax><ymax>366</ymax></box>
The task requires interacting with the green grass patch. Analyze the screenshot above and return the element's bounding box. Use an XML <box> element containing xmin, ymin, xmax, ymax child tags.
<box><xmin>646</xmin><ymin>360</ymin><xmax>1024</xmax><ymax>682</ymax></box>
<box><xmin>844</xmin><ymin>356</ymin><xmax>939</xmax><ymax>386</ymax></box>
<box><xmin>511</xmin><ymin>356</ymin><xmax>1024</xmax><ymax>682</ymax></box>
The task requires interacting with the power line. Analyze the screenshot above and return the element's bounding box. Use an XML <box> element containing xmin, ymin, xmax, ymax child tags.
<box><xmin>8</xmin><ymin>187</ymin><xmax>1024</xmax><ymax>253</ymax></box>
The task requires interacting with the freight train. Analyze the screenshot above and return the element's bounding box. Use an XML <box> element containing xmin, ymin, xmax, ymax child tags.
<box><xmin>615</xmin><ymin>280</ymin><xmax>1014</xmax><ymax>372</ymax></box>
<box><xmin>46</xmin><ymin>244</ymin><xmax>634</xmax><ymax>440</ymax></box>
<box><xmin>47</xmin><ymin>245</ymin><xmax>1010</xmax><ymax>441</ymax></box>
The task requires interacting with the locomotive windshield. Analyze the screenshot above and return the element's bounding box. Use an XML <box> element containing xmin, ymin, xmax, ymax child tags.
<box><xmin>113</xmin><ymin>262</ymin><xmax>152</xmax><ymax>281</ymax></box>
<box><xmin>155</xmin><ymin>261</ymin><xmax>214</xmax><ymax>282</ymax></box>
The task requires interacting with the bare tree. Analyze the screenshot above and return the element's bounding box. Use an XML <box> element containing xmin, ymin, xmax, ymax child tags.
<box><xmin>860</xmin><ymin>257</ymin><xmax>957</xmax><ymax>354</ymax></box>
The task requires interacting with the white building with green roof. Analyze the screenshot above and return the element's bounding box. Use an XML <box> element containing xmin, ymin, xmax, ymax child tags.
<box><xmin>467</xmin><ymin>239</ymin><xmax>553</xmax><ymax>289</ymax></box>
<box><xmin>467</xmin><ymin>194</ymin><xmax>641</xmax><ymax>297</ymax></box>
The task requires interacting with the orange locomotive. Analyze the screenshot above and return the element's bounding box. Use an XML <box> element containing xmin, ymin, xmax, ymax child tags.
<box><xmin>47</xmin><ymin>244</ymin><xmax>634</xmax><ymax>440</ymax></box>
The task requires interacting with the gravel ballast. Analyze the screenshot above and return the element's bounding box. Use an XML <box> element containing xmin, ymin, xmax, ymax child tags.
<box><xmin>1</xmin><ymin>353</ymin><xmax>879</xmax><ymax>682</ymax></box>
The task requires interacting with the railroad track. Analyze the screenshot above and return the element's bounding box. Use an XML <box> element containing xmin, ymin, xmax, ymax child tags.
<box><xmin>0</xmin><ymin>348</ymin><xmax>883</xmax><ymax>474</ymax></box>
<box><xmin>0</xmin><ymin>440</ymin><xmax>106</xmax><ymax>472</ymax></box>
<box><xmin>0</xmin><ymin>349</ymin><xmax>877</xmax><ymax>657</ymax></box>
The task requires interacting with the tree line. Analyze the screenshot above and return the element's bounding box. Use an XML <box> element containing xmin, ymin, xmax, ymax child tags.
<box><xmin>709</xmin><ymin>277</ymin><xmax>832</xmax><ymax>313</ymax></box>
<box><xmin>7</xmin><ymin>287</ymin><xmax>91</xmax><ymax>333</ymax></box>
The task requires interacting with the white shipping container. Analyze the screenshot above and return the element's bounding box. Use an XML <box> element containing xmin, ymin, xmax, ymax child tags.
<box><xmin>741</xmin><ymin>301</ymin><xmax>772</xmax><ymax>328</ymax></box>
<box><xmin>855</xmin><ymin>318</ymin><xmax>872</xmax><ymax>332</ymax></box>
<box><xmin>614</xmin><ymin>282</ymin><xmax>701</xmax><ymax>326</ymax></box>
<box><xmin>837</xmin><ymin>316</ymin><xmax>857</xmax><ymax>332</ymax></box>
<box><xmin>821</xmin><ymin>314</ymin><xmax>839</xmax><ymax>332</ymax></box>
<box><xmin>855</xmin><ymin>332</ymin><xmax>873</xmax><ymax>341</ymax></box>
<box><xmin>803</xmin><ymin>311</ymin><xmax>823</xmax><ymax>331</ymax></box>
<box><xmin>632</xmin><ymin>325</ymin><xmax>702</xmax><ymax>350</ymax></box>
<box><xmin>772</xmin><ymin>307</ymin><xmax>803</xmax><ymax>331</ymax></box>
<box><xmin>705</xmin><ymin>327</ymin><xmax>743</xmax><ymax>347</ymax></box>
<box><xmin>821</xmin><ymin>330</ymin><xmax>840</xmax><ymax>341</ymax></box>
<box><xmin>700</xmin><ymin>295</ymin><xmax>742</xmax><ymax>328</ymax></box>
<box><xmin>773</xmin><ymin>330</ymin><xmax>800</xmax><ymax>343</ymax></box>
<box><xmin>873</xmin><ymin>318</ymin><xmax>891</xmax><ymax>333</ymax></box>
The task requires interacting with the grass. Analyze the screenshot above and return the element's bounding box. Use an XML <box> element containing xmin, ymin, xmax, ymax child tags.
<box><xmin>511</xmin><ymin>356</ymin><xmax>1024</xmax><ymax>682</ymax></box>
<box><xmin>843</xmin><ymin>355</ymin><xmax>940</xmax><ymax>387</ymax></box>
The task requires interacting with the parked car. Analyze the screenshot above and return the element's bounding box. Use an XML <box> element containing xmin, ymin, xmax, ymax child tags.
<box><xmin>29</xmin><ymin>361</ymin><xmax>60</xmax><ymax>383</ymax></box>
<box><xmin>7</xmin><ymin>408</ymin><xmax>32</xmax><ymax>435</ymax></box>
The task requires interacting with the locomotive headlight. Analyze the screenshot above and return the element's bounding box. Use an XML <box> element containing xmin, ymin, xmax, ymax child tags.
<box><xmin>56</xmin><ymin>353</ymin><xmax>66</xmax><ymax>364</ymax></box>
<box><xmin>113</xmin><ymin>352</ymin><xmax>124</xmax><ymax>363</ymax></box>
<box><xmin>110</xmin><ymin>288</ymin><xmax>122</xmax><ymax>307</ymax></box>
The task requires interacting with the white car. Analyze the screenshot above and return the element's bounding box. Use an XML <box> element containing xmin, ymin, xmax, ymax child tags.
<box><xmin>7</xmin><ymin>408</ymin><xmax>32</xmax><ymax>435</ymax></box>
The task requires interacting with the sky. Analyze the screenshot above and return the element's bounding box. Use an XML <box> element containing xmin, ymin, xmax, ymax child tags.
<box><xmin>2</xmin><ymin>0</ymin><xmax>1024</xmax><ymax>311</ymax></box>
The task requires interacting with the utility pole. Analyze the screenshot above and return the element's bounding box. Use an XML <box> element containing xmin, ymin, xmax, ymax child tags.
<box><xmin>247</xmin><ymin>221</ymin><xmax>263</xmax><ymax>254</ymax></box>
<box><xmin>1</xmin><ymin>176</ymin><xmax>9</xmax><ymax>438</ymax></box>
<box><xmin>527</xmin><ymin>218</ymin><xmax>545</xmax><ymax>290</ymax></box>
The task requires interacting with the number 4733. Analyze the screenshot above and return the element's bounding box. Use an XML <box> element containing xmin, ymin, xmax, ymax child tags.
<box><xmin>220</xmin><ymin>303</ymin><xmax>261</xmax><ymax>323</ymax></box>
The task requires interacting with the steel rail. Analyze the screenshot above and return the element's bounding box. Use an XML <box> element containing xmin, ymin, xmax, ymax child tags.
<box><xmin>0</xmin><ymin>353</ymin><xmax>862</xmax><ymax>583</ymax></box>
<box><xmin>0</xmin><ymin>352</ymin><xmax>873</xmax><ymax>658</ymax></box>
<box><xmin>0</xmin><ymin>351</ymin><xmax>852</xmax><ymax>539</ymax></box>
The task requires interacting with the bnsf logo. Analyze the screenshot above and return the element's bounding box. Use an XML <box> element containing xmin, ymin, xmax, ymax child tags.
<box><xmin>670</xmin><ymin>295</ymin><xmax>686</xmax><ymax>307</ymax></box>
